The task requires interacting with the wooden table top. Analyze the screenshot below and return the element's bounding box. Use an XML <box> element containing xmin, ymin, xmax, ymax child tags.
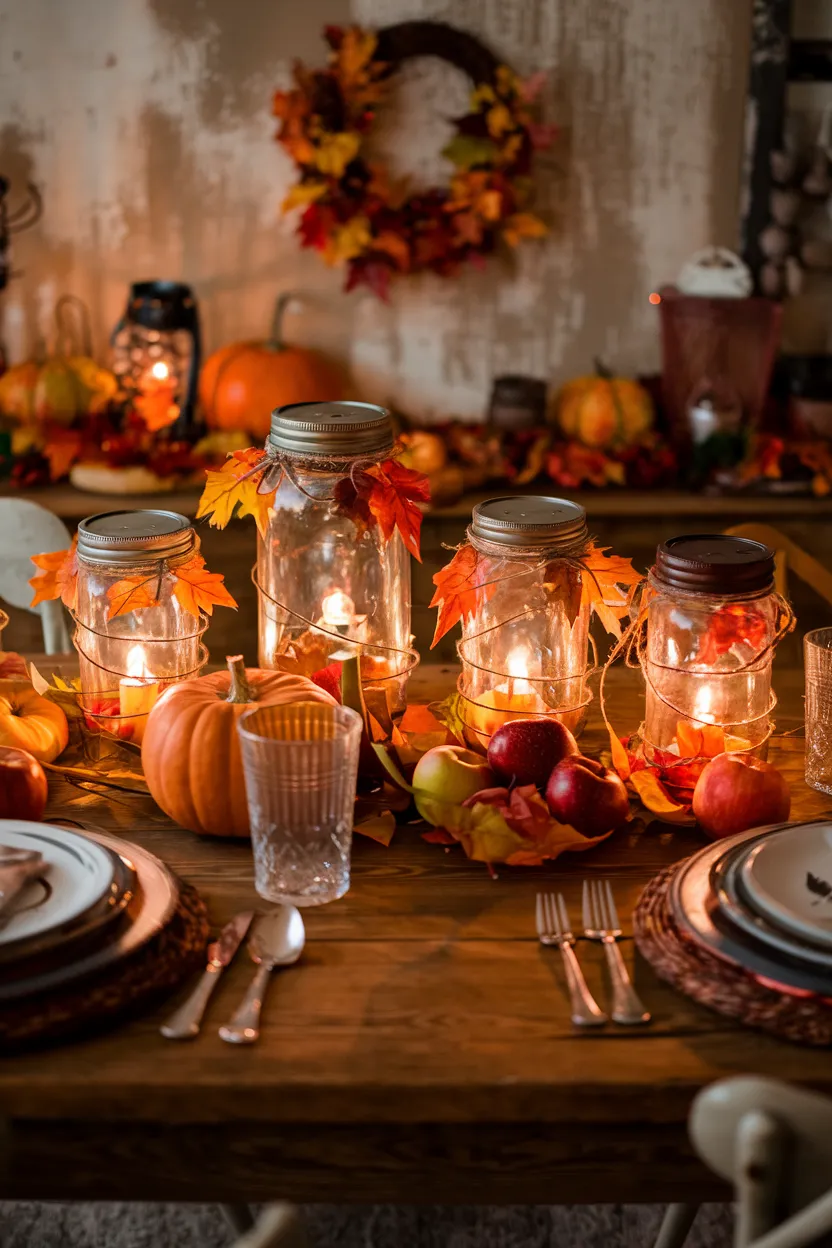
<box><xmin>1</xmin><ymin>661</ymin><xmax>829</xmax><ymax>1206</ymax></box>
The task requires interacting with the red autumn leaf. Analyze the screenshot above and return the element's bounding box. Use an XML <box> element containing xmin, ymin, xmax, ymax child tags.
<box><xmin>364</xmin><ymin>459</ymin><xmax>430</xmax><ymax>561</ymax></box>
<box><xmin>171</xmin><ymin>554</ymin><xmax>238</xmax><ymax>619</ymax></box>
<box><xmin>696</xmin><ymin>604</ymin><xmax>769</xmax><ymax>665</ymax></box>
<box><xmin>430</xmin><ymin>544</ymin><xmax>497</xmax><ymax>648</ymax></box>
<box><xmin>333</xmin><ymin>473</ymin><xmax>374</xmax><ymax>537</ymax></box>
<box><xmin>421</xmin><ymin>828</ymin><xmax>457</xmax><ymax>845</ymax></box>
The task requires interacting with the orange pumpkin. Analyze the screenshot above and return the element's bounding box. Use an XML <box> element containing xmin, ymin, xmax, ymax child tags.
<box><xmin>557</xmin><ymin>361</ymin><xmax>654</xmax><ymax>450</ymax></box>
<box><xmin>141</xmin><ymin>656</ymin><xmax>336</xmax><ymax>838</ymax></box>
<box><xmin>199</xmin><ymin>295</ymin><xmax>344</xmax><ymax>438</ymax></box>
<box><xmin>0</xmin><ymin>681</ymin><xmax>69</xmax><ymax>762</ymax></box>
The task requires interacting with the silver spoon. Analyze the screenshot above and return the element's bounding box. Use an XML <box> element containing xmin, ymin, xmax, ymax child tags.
<box><xmin>218</xmin><ymin>907</ymin><xmax>306</xmax><ymax>1045</ymax></box>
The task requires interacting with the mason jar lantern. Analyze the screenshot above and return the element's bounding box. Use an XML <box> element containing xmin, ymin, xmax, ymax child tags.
<box><xmin>642</xmin><ymin>535</ymin><xmax>791</xmax><ymax>761</ymax></box>
<box><xmin>73</xmin><ymin>510</ymin><xmax>208</xmax><ymax>743</ymax></box>
<box><xmin>256</xmin><ymin>401</ymin><xmax>416</xmax><ymax>726</ymax></box>
<box><xmin>456</xmin><ymin>496</ymin><xmax>593</xmax><ymax>751</ymax></box>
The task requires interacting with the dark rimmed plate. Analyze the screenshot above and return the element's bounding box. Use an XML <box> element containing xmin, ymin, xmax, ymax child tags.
<box><xmin>0</xmin><ymin>827</ymin><xmax>178</xmax><ymax>1003</ymax></box>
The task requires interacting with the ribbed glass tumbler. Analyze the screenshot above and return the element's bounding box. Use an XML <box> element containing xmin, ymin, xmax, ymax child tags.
<box><xmin>237</xmin><ymin>702</ymin><xmax>363</xmax><ymax>906</ymax></box>
<box><xmin>805</xmin><ymin>628</ymin><xmax>832</xmax><ymax>795</ymax></box>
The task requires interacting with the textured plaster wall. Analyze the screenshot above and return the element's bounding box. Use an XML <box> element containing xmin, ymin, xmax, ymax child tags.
<box><xmin>0</xmin><ymin>0</ymin><xmax>751</xmax><ymax>421</ymax></box>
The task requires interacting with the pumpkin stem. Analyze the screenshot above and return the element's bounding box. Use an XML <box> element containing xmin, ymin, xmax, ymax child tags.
<box><xmin>593</xmin><ymin>356</ymin><xmax>613</xmax><ymax>380</ymax></box>
<box><xmin>268</xmin><ymin>294</ymin><xmax>295</xmax><ymax>352</ymax></box>
<box><xmin>226</xmin><ymin>655</ymin><xmax>254</xmax><ymax>704</ymax></box>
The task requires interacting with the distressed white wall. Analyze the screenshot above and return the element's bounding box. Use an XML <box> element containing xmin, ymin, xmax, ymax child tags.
<box><xmin>0</xmin><ymin>0</ymin><xmax>751</xmax><ymax>421</ymax></box>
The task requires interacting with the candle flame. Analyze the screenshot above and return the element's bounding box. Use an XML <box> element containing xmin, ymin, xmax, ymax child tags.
<box><xmin>506</xmin><ymin>646</ymin><xmax>533</xmax><ymax>695</ymax></box>
<box><xmin>126</xmin><ymin>644</ymin><xmax>151</xmax><ymax>680</ymax></box>
<box><xmin>150</xmin><ymin>360</ymin><xmax>170</xmax><ymax>381</ymax></box>
<box><xmin>693</xmin><ymin>683</ymin><xmax>715</xmax><ymax>724</ymax></box>
<box><xmin>321</xmin><ymin>589</ymin><xmax>355</xmax><ymax>629</ymax></box>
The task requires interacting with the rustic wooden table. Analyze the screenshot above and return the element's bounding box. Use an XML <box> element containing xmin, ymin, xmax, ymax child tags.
<box><xmin>0</xmin><ymin>662</ymin><xmax>829</xmax><ymax>1207</ymax></box>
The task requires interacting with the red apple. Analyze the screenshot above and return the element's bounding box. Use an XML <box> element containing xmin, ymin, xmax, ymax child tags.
<box><xmin>487</xmin><ymin>717</ymin><xmax>578</xmax><ymax>789</ymax></box>
<box><xmin>545</xmin><ymin>755</ymin><xmax>630</xmax><ymax>836</ymax></box>
<box><xmin>692</xmin><ymin>753</ymin><xmax>791</xmax><ymax>840</ymax></box>
<box><xmin>0</xmin><ymin>746</ymin><xmax>48</xmax><ymax>820</ymax></box>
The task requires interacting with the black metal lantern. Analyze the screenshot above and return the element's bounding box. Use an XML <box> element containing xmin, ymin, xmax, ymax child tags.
<box><xmin>111</xmin><ymin>280</ymin><xmax>203</xmax><ymax>440</ymax></box>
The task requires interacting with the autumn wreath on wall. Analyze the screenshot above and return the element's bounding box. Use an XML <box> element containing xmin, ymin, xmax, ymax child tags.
<box><xmin>273</xmin><ymin>20</ymin><xmax>556</xmax><ymax>299</ymax></box>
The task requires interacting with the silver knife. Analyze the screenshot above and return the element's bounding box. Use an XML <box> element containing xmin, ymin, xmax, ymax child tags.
<box><xmin>160</xmin><ymin>911</ymin><xmax>254</xmax><ymax>1040</ymax></box>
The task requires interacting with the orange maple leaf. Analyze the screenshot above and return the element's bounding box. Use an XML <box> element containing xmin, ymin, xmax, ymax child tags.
<box><xmin>42</xmin><ymin>428</ymin><xmax>84</xmax><ymax>481</ymax></box>
<box><xmin>580</xmin><ymin>543</ymin><xmax>642</xmax><ymax>639</ymax></box>
<box><xmin>430</xmin><ymin>544</ymin><xmax>497</xmax><ymax>648</ymax></box>
<box><xmin>106</xmin><ymin>575</ymin><xmax>160</xmax><ymax>620</ymax></box>
<box><xmin>29</xmin><ymin>538</ymin><xmax>78</xmax><ymax>612</ymax></box>
<box><xmin>365</xmin><ymin>459</ymin><xmax>430</xmax><ymax>562</ymax></box>
<box><xmin>676</xmin><ymin>721</ymin><xmax>726</xmax><ymax>760</ymax></box>
<box><xmin>171</xmin><ymin>554</ymin><xmax>237</xmax><ymax>619</ymax></box>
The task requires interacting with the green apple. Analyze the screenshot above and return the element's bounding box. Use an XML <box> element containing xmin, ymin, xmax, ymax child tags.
<box><xmin>412</xmin><ymin>745</ymin><xmax>494</xmax><ymax>827</ymax></box>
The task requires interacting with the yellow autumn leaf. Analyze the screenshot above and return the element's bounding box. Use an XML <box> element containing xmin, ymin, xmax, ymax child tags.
<box><xmin>470</xmin><ymin>83</ymin><xmax>496</xmax><ymax>110</ymax></box>
<box><xmin>323</xmin><ymin>215</ymin><xmax>371</xmax><ymax>265</ymax></box>
<box><xmin>314</xmin><ymin>131</ymin><xmax>360</xmax><ymax>178</ymax></box>
<box><xmin>235</xmin><ymin>480</ymin><xmax>274</xmax><ymax>539</ymax></box>
<box><xmin>281</xmin><ymin>181</ymin><xmax>327</xmax><ymax>212</ymax></box>
<box><xmin>196</xmin><ymin>468</ymin><xmax>240</xmax><ymax>530</ymax></box>
<box><xmin>629</xmin><ymin>770</ymin><xmax>694</xmax><ymax>825</ymax></box>
<box><xmin>503</xmin><ymin>212</ymin><xmax>548</xmax><ymax>247</ymax></box>
<box><xmin>486</xmin><ymin>103</ymin><xmax>514</xmax><ymax>139</ymax></box>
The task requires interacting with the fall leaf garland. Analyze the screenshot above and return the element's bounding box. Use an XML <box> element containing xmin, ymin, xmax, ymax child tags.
<box><xmin>430</xmin><ymin>540</ymin><xmax>641</xmax><ymax>647</ymax></box>
<box><xmin>29</xmin><ymin>542</ymin><xmax>236</xmax><ymax>621</ymax></box>
<box><xmin>273</xmin><ymin>23</ymin><xmax>555</xmax><ymax>298</ymax></box>
<box><xmin>196</xmin><ymin>447</ymin><xmax>430</xmax><ymax>559</ymax></box>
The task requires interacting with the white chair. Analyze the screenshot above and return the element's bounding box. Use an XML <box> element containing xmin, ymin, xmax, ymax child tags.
<box><xmin>223</xmin><ymin>1203</ymin><xmax>306</xmax><ymax>1248</ymax></box>
<box><xmin>0</xmin><ymin>498</ymin><xmax>72</xmax><ymax>653</ymax></box>
<box><xmin>655</xmin><ymin>1076</ymin><xmax>832</xmax><ymax>1248</ymax></box>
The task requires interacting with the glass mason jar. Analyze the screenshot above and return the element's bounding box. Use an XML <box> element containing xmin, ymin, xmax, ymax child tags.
<box><xmin>643</xmin><ymin>535</ymin><xmax>785</xmax><ymax>761</ymax></box>
<box><xmin>456</xmin><ymin>496</ymin><xmax>592</xmax><ymax>752</ymax></box>
<box><xmin>256</xmin><ymin>402</ymin><xmax>415</xmax><ymax>726</ymax></box>
<box><xmin>74</xmin><ymin>510</ymin><xmax>207</xmax><ymax>743</ymax></box>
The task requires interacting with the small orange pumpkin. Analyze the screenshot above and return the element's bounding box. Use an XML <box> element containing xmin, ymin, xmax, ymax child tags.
<box><xmin>141</xmin><ymin>656</ymin><xmax>336</xmax><ymax>838</ymax></box>
<box><xmin>557</xmin><ymin>360</ymin><xmax>654</xmax><ymax>450</ymax></box>
<box><xmin>0</xmin><ymin>681</ymin><xmax>69</xmax><ymax>762</ymax></box>
<box><xmin>199</xmin><ymin>295</ymin><xmax>344</xmax><ymax>439</ymax></box>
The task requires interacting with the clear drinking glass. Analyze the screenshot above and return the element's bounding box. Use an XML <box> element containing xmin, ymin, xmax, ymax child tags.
<box><xmin>237</xmin><ymin>702</ymin><xmax>363</xmax><ymax>906</ymax></box>
<box><xmin>805</xmin><ymin>628</ymin><xmax>832</xmax><ymax>795</ymax></box>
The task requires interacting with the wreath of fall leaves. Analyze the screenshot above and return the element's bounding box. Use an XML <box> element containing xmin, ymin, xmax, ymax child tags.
<box><xmin>273</xmin><ymin>24</ymin><xmax>555</xmax><ymax>299</ymax></box>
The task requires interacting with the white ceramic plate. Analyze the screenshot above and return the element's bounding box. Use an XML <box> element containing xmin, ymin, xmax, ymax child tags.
<box><xmin>0</xmin><ymin>821</ymin><xmax>115</xmax><ymax>951</ymax></box>
<box><xmin>713</xmin><ymin>842</ymin><xmax>832</xmax><ymax>971</ymax></box>
<box><xmin>740</xmin><ymin>823</ymin><xmax>832</xmax><ymax>950</ymax></box>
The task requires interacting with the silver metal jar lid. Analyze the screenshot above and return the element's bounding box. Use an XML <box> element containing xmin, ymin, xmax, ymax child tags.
<box><xmin>469</xmin><ymin>496</ymin><xmax>588</xmax><ymax>552</ymax></box>
<box><xmin>76</xmin><ymin>511</ymin><xmax>196</xmax><ymax>567</ymax></box>
<box><xmin>267</xmin><ymin>401</ymin><xmax>395</xmax><ymax>459</ymax></box>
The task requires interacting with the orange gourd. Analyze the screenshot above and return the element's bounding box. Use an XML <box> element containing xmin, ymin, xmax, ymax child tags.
<box><xmin>199</xmin><ymin>295</ymin><xmax>344</xmax><ymax>438</ymax></box>
<box><xmin>557</xmin><ymin>360</ymin><xmax>654</xmax><ymax>450</ymax></box>
<box><xmin>141</xmin><ymin>656</ymin><xmax>336</xmax><ymax>838</ymax></box>
<box><xmin>0</xmin><ymin>681</ymin><xmax>69</xmax><ymax>762</ymax></box>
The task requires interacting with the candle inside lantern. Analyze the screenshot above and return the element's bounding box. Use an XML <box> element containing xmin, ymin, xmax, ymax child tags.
<box><xmin>135</xmin><ymin>360</ymin><xmax>179</xmax><ymax>432</ymax></box>
<box><xmin>118</xmin><ymin>644</ymin><xmax>160</xmax><ymax>744</ymax></box>
<box><xmin>465</xmin><ymin>645</ymin><xmax>550</xmax><ymax>746</ymax></box>
<box><xmin>692</xmin><ymin>683</ymin><xmax>715</xmax><ymax>724</ymax></box>
<box><xmin>320</xmin><ymin>589</ymin><xmax>358</xmax><ymax>631</ymax></box>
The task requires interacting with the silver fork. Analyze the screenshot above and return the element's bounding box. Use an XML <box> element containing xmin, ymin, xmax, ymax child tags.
<box><xmin>583</xmin><ymin>879</ymin><xmax>651</xmax><ymax>1025</ymax></box>
<box><xmin>536</xmin><ymin>892</ymin><xmax>607</xmax><ymax>1027</ymax></box>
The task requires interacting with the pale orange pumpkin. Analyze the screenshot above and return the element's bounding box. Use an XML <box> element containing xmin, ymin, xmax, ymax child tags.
<box><xmin>141</xmin><ymin>656</ymin><xmax>337</xmax><ymax>838</ymax></box>
<box><xmin>199</xmin><ymin>295</ymin><xmax>344</xmax><ymax>439</ymax></box>
<box><xmin>0</xmin><ymin>681</ymin><xmax>69</xmax><ymax>762</ymax></box>
<box><xmin>557</xmin><ymin>361</ymin><xmax>654</xmax><ymax>450</ymax></box>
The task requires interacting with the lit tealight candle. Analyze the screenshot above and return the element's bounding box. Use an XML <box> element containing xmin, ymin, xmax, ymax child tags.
<box><xmin>118</xmin><ymin>644</ymin><xmax>160</xmax><ymax>744</ymax></box>
<box><xmin>320</xmin><ymin>589</ymin><xmax>358</xmax><ymax>631</ymax></box>
<box><xmin>466</xmin><ymin>645</ymin><xmax>548</xmax><ymax>744</ymax></box>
